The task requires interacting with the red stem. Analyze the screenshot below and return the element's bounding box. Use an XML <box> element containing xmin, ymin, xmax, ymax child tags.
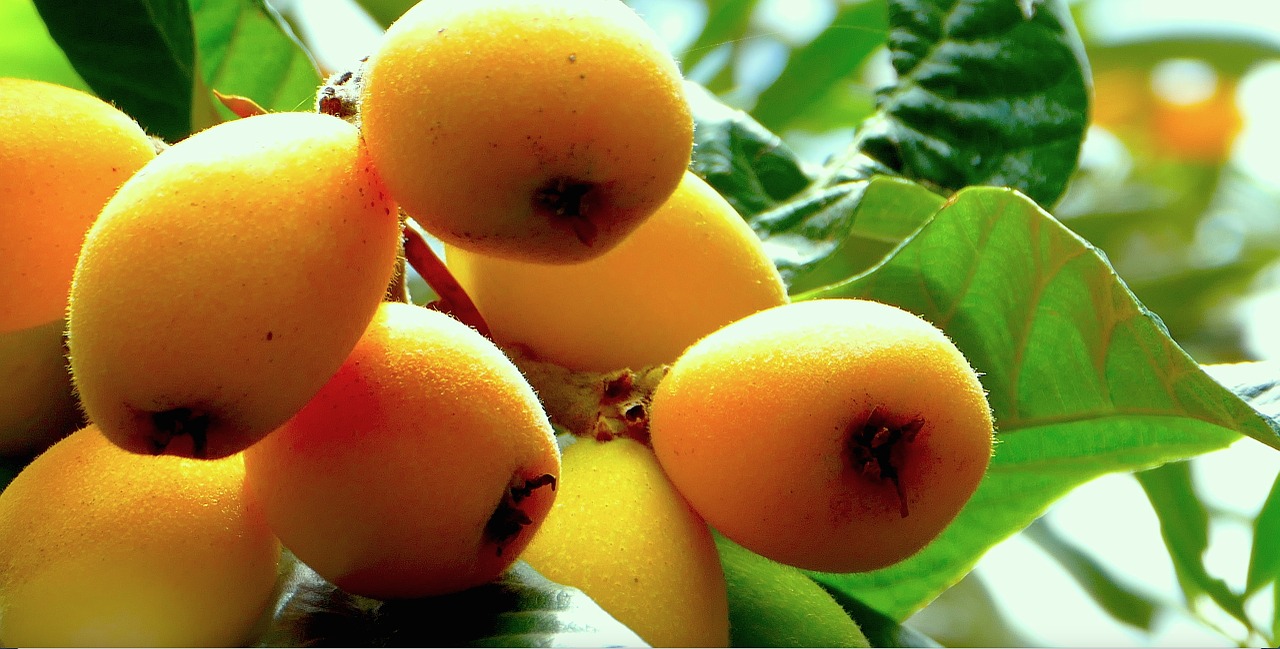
<box><xmin>402</xmin><ymin>219</ymin><xmax>493</xmax><ymax>340</ymax></box>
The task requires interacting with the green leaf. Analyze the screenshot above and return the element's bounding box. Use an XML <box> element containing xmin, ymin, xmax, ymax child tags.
<box><xmin>1024</xmin><ymin>518</ymin><xmax>1159</xmax><ymax>630</ymax></box>
<box><xmin>1247</xmin><ymin>470</ymin><xmax>1280</xmax><ymax>597</ymax></box>
<box><xmin>0</xmin><ymin>0</ymin><xmax>88</xmax><ymax>90</ymax></box>
<box><xmin>257</xmin><ymin>555</ymin><xmax>647</xmax><ymax>647</ymax></box>
<box><xmin>688</xmin><ymin>81</ymin><xmax>814</xmax><ymax>219</ymax></box>
<box><xmin>751</xmin><ymin>0</ymin><xmax>887</xmax><ymax>134</ymax></box>
<box><xmin>815</xmin><ymin>580</ymin><xmax>941</xmax><ymax>647</ymax></box>
<box><xmin>1202</xmin><ymin>362</ymin><xmax>1280</xmax><ymax>427</ymax></box>
<box><xmin>853</xmin><ymin>0</ymin><xmax>1089</xmax><ymax>207</ymax></box>
<box><xmin>32</xmin><ymin>0</ymin><xmax>320</xmax><ymax>142</ymax></box>
<box><xmin>191</xmin><ymin>0</ymin><xmax>321</xmax><ymax>116</ymax></box>
<box><xmin>1089</xmin><ymin>35</ymin><xmax>1280</xmax><ymax>79</ymax></box>
<box><xmin>801</xmin><ymin>187</ymin><xmax>1274</xmax><ymax>618</ymax></box>
<box><xmin>353</xmin><ymin>0</ymin><xmax>416</xmax><ymax>28</ymax></box>
<box><xmin>903</xmin><ymin>571</ymin><xmax>1035</xmax><ymax>646</ymax></box>
<box><xmin>32</xmin><ymin>0</ymin><xmax>201</xmax><ymax>141</ymax></box>
<box><xmin>748</xmin><ymin>176</ymin><xmax>945</xmax><ymax>293</ymax></box>
<box><xmin>678</xmin><ymin>0</ymin><xmax>759</xmax><ymax>93</ymax></box>
<box><xmin>1136</xmin><ymin>462</ymin><xmax>1250</xmax><ymax>626</ymax></box>
<box><xmin>714</xmin><ymin>533</ymin><xmax>870</xmax><ymax>648</ymax></box>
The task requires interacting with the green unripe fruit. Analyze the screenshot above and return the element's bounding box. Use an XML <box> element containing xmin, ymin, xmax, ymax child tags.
<box><xmin>715</xmin><ymin>534</ymin><xmax>870</xmax><ymax>647</ymax></box>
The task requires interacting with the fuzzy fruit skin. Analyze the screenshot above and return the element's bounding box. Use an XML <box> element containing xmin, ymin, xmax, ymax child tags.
<box><xmin>244</xmin><ymin>302</ymin><xmax>560</xmax><ymax>599</ymax></box>
<box><xmin>0</xmin><ymin>78</ymin><xmax>156</xmax><ymax>334</ymax></box>
<box><xmin>0</xmin><ymin>319</ymin><xmax>82</xmax><ymax>455</ymax></box>
<box><xmin>360</xmin><ymin>0</ymin><xmax>692</xmax><ymax>264</ymax></box>
<box><xmin>0</xmin><ymin>425</ymin><xmax>280</xmax><ymax>647</ymax></box>
<box><xmin>68</xmin><ymin>111</ymin><xmax>400</xmax><ymax>459</ymax></box>
<box><xmin>520</xmin><ymin>437</ymin><xmax>729</xmax><ymax>647</ymax></box>
<box><xmin>446</xmin><ymin>171</ymin><xmax>788</xmax><ymax>372</ymax></box>
<box><xmin>650</xmin><ymin>299</ymin><xmax>994</xmax><ymax>573</ymax></box>
<box><xmin>715</xmin><ymin>534</ymin><xmax>869</xmax><ymax>648</ymax></box>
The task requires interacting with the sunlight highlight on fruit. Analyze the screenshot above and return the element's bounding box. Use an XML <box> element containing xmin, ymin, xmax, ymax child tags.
<box><xmin>650</xmin><ymin>298</ymin><xmax>994</xmax><ymax>573</ymax></box>
<box><xmin>360</xmin><ymin>0</ymin><xmax>693</xmax><ymax>263</ymax></box>
<box><xmin>244</xmin><ymin>302</ymin><xmax>560</xmax><ymax>599</ymax></box>
<box><xmin>67</xmin><ymin>111</ymin><xmax>401</xmax><ymax>459</ymax></box>
<box><xmin>0</xmin><ymin>77</ymin><xmax>155</xmax><ymax>334</ymax></box>
<box><xmin>520</xmin><ymin>437</ymin><xmax>729</xmax><ymax>647</ymax></box>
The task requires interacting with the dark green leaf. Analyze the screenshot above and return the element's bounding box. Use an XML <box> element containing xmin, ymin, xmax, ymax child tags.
<box><xmin>257</xmin><ymin>555</ymin><xmax>647</xmax><ymax>647</ymax></box>
<box><xmin>33</xmin><ymin>0</ymin><xmax>200</xmax><ymax>141</ymax></box>
<box><xmin>715</xmin><ymin>533</ymin><xmax>870</xmax><ymax>648</ymax></box>
<box><xmin>815</xmin><ymin>580</ymin><xmax>940</xmax><ymax>647</ymax></box>
<box><xmin>354</xmin><ymin>0</ymin><xmax>417</xmax><ymax>28</ymax></box>
<box><xmin>1135</xmin><ymin>462</ymin><xmax>1250</xmax><ymax>625</ymax></box>
<box><xmin>1247</xmin><ymin>470</ymin><xmax>1280</xmax><ymax>596</ymax></box>
<box><xmin>801</xmin><ymin>187</ymin><xmax>1273</xmax><ymax>618</ymax></box>
<box><xmin>192</xmin><ymin>0</ymin><xmax>321</xmax><ymax>115</ymax></box>
<box><xmin>854</xmin><ymin>0</ymin><xmax>1089</xmax><ymax>206</ymax></box>
<box><xmin>751</xmin><ymin>0</ymin><xmax>887</xmax><ymax>134</ymax></box>
<box><xmin>1024</xmin><ymin>517</ymin><xmax>1159</xmax><ymax>630</ymax></box>
<box><xmin>747</xmin><ymin>176</ymin><xmax>944</xmax><ymax>293</ymax></box>
<box><xmin>688</xmin><ymin>81</ymin><xmax>813</xmax><ymax>219</ymax></box>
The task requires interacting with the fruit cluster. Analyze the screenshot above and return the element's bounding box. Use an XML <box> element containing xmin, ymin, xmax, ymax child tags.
<box><xmin>0</xmin><ymin>0</ymin><xmax>995</xmax><ymax>646</ymax></box>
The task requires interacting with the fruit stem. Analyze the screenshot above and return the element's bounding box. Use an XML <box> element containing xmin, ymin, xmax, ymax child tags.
<box><xmin>508</xmin><ymin>346</ymin><xmax>667</xmax><ymax>444</ymax></box>
<box><xmin>402</xmin><ymin>217</ymin><xmax>492</xmax><ymax>339</ymax></box>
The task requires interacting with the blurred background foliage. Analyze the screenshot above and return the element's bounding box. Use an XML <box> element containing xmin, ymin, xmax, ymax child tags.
<box><xmin>5</xmin><ymin>0</ymin><xmax>1280</xmax><ymax>645</ymax></box>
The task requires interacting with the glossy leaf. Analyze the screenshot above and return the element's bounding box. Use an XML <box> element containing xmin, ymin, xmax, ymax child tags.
<box><xmin>32</xmin><ymin>0</ymin><xmax>201</xmax><ymax>141</ymax></box>
<box><xmin>855</xmin><ymin>0</ymin><xmax>1090</xmax><ymax>206</ymax></box>
<box><xmin>688</xmin><ymin>81</ymin><xmax>814</xmax><ymax>219</ymax></box>
<box><xmin>257</xmin><ymin>555</ymin><xmax>647</xmax><ymax>647</ymax></box>
<box><xmin>802</xmin><ymin>187</ymin><xmax>1275</xmax><ymax>618</ymax></box>
<box><xmin>751</xmin><ymin>0</ymin><xmax>887</xmax><ymax>134</ymax></box>
<box><xmin>33</xmin><ymin>0</ymin><xmax>319</xmax><ymax>141</ymax></box>
<box><xmin>749</xmin><ymin>175</ymin><xmax>945</xmax><ymax>293</ymax></box>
